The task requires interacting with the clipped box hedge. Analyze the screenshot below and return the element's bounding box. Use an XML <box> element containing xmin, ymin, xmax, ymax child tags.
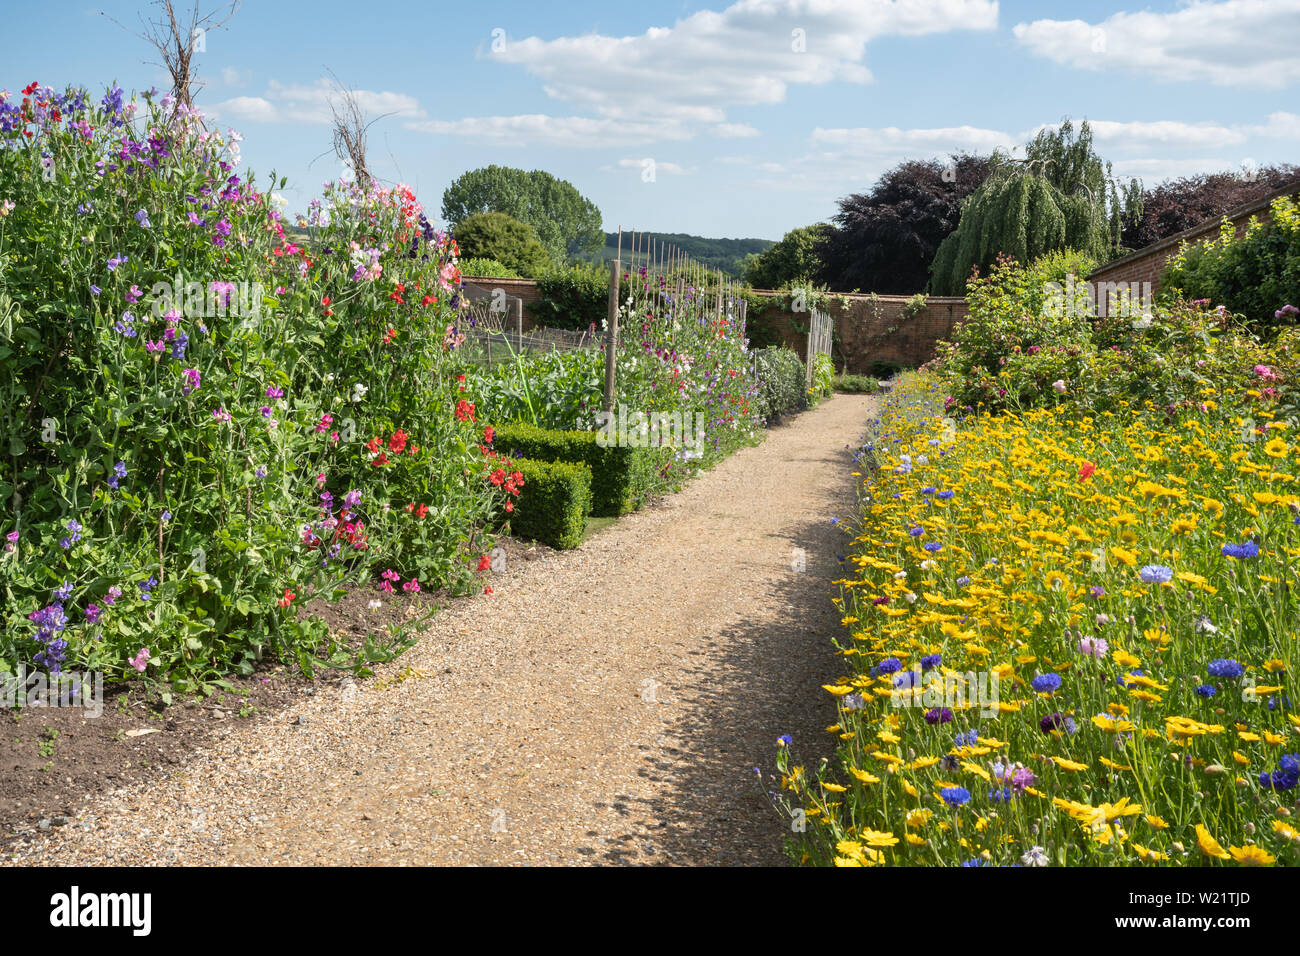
<box><xmin>492</xmin><ymin>422</ymin><xmax>666</xmax><ymax>516</ymax></box>
<box><xmin>510</xmin><ymin>458</ymin><xmax>592</xmax><ymax>550</ymax></box>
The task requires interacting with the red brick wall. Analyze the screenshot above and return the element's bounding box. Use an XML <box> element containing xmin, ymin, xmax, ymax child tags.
<box><xmin>749</xmin><ymin>292</ymin><xmax>968</xmax><ymax>373</ymax></box>
<box><xmin>460</xmin><ymin>278</ymin><xmax>966</xmax><ymax>371</ymax></box>
<box><xmin>461</xmin><ymin>276</ymin><xmax>544</xmax><ymax>330</ymax></box>
<box><xmin>1089</xmin><ymin>184</ymin><xmax>1296</xmax><ymax>292</ymax></box>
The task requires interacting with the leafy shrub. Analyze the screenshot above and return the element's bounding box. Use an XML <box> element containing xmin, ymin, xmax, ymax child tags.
<box><xmin>458</xmin><ymin>257</ymin><xmax>520</xmax><ymax>278</ymax></box>
<box><xmin>751</xmin><ymin>347</ymin><xmax>806</xmax><ymax>421</ymax></box>
<box><xmin>808</xmin><ymin>352</ymin><xmax>835</xmax><ymax>406</ymax></box>
<box><xmin>533</xmin><ymin>262</ymin><xmax>609</xmax><ymax>331</ymax></box>
<box><xmin>490</xmin><ymin>421</ymin><xmax>669</xmax><ymax>516</ymax></box>
<box><xmin>1162</xmin><ymin>196</ymin><xmax>1300</xmax><ymax>334</ymax></box>
<box><xmin>449</xmin><ymin>211</ymin><xmax>551</xmax><ymax>277</ymax></box>
<box><xmin>509</xmin><ymin>459</ymin><xmax>591</xmax><ymax>550</ymax></box>
<box><xmin>833</xmin><ymin>374</ymin><xmax>880</xmax><ymax>394</ymax></box>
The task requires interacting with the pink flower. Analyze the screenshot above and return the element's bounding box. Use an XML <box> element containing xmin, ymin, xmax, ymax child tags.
<box><xmin>1051</xmin><ymin>379</ymin><xmax>1067</xmax><ymax>394</ymax></box>
<box><xmin>213</xmin><ymin>406</ymin><xmax>232</xmax><ymax>422</ymax></box>
<box><xmin>130</xmin><ymin>647</ymin><xmax>150</xmax><ymax>672</ymax></box>
<box><xmin>403</xmin><ymin>578</ymin><xmax>421</xmax><ymax>593</ymax></box>
<box><xmin>1254</xmin><ymin>364</ymin><xmax>1277</xmax><ymax>381</ymax></box>
<box><xmin>182</xmin><ymin>368</ymin><xmax>201</xmax><ymax>394</ymax></box>
<box><xmin>1077</xmin><ymin>635</ymin><xmax>1108</xmax><ymax>658</ymax></box>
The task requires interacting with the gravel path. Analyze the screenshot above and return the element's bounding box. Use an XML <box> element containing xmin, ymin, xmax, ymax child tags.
<box><xmin>6</xmin><ymin>393</ymin><xmax>875</xmax><ymax>866</ymax></box>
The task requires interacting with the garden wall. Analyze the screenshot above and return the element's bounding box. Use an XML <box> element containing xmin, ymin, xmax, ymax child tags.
<box><xmin>1089</xmin><ymin>179</ymin><xmax>1300</xmax><ymax>292</ymax></box>
<box><xmin>462</xmin><ymin>276</ymin><xmax>544</xmax><ymax>330</ymax></box>
<box><xmin>460</xmin><ymin>277</ymin><xmax>965</xmax><ymax>373</ymax></box>
<box><xmin>749</xmin><ymin>291</ymin><xmax>969</xmax><ymax>374</ymax></box>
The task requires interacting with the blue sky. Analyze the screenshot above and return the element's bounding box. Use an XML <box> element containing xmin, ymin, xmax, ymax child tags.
<box><xmin>8</xmin><ymin>0</ymin><xmax>1299</xmax><ymax>240</ymax></box>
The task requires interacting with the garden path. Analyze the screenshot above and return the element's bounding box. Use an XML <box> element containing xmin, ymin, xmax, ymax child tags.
<box><xmin>17</xmin><ymin>393</ymin><xmax>875</xmax><ymax>866</ymax></box>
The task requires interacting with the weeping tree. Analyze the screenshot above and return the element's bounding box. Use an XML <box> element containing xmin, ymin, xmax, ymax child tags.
<box><xmin>929</xmin><ymin>120</ymin><xmax>1142</xmax><ymax>295</ymax></box>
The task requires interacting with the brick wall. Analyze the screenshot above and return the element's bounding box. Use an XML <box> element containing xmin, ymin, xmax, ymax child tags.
<box><xmin>749</xmin><ymin>291</ymin><xmax>969</xmax><ymax>373</ymax></box>
<box><xmin>1089</xmin><ymin>180</ymin><xmax>1299</xmax><ymax>292</ymax></box>
<box><xmin>459</xmin><ymin>277</ymin><xmax>965</xmax><ymax>371</ymax></box>
<box><xmin>462</xmin><ymin>276</ymin><xmax>545</xmax><ymax>329</ymax></box>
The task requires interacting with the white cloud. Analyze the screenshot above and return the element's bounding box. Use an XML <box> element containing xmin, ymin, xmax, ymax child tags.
<box><xmin>1013</xmin><ymin>0</ymin><xmax>1300</xmax><ymax>88</ymax></box>
<box><xmin>484</xmin><ymin>0</ymin><xmax>997</xmax><ymax>126</ymax></box>
<box><xmin>711</xmin><ymin>122</ymin><xmax>760</xmax><ymax>138</ymax></box>
<box><xmin>610</xmin><ymin>158</ymin><xmax>688</xmax><ymax>174</ymax></box>
<box><xmin>219</xmin><ymin>66</ymin><xmax>249</xmax><ymax>87</ymax></box>
<box><xmin>210</xmin><ymin>79</ymin><xmax>426</xmax><ymax>125</ymax></box>
<box><xmin>404</xmin><ymin>114</ymin><xmax>691</xmax><ymax>148</ymax></box>
<box><xmin>811</xmin><ymin>123</ymin><xmax>1017</xmax><ymax>155</ymax></box>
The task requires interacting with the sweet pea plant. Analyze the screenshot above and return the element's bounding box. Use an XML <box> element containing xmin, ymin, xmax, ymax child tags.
<box><xmin>614</xmin><ymin>264</ymin><xmax>763</xmax><ymax>474</ymax></box>
<box><xmin>0</xmin><ymin>82</ymin><xmax>514</xmax><ymax>690</ymax></box>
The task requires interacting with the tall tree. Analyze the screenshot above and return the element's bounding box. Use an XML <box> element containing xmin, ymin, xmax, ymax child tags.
<box><xmin>742</xmin><ymin>224</ymin><xmax>832</xmax><ymax>288</ymax></box>
<box><xmin>1124</xmin><ymin>165</ymin><xmax>1300</xmax><ymax>249</ymax></box>
<box><xmin>441</xmin><ymin>166</ymin><xmax>603</xmax><ymax>261</ymax></box>
<box><xmin>818</xmin><ymin>154</ymin><xmax>991</xmax><ymax>294</ymax></box>
<box><xmin>929</xmin><ymin>121</ymin><xmax>1142</xmax><ymax>295</ymax></box>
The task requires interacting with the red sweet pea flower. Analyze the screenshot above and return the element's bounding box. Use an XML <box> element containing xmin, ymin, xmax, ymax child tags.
<box><xmin>278</xmin><ymin>588</ymin><xmax>296</xmax><ymax>607</ymax></box>
<box><xmin>477</xmin><ymin>554</ymin><xmax>491</xmax><ymax>572</ymax></box>
<box><xmin>421</xmin><ymin>295</ymin><xmax>437</xmax><ymax>307</ymax></box>
<box><xmin>388</xmin><ymin>430</ymin><xmax>409</xmax><ymax>453</ymax></box>
<box><xmin>455</xmin><ymin>399</ymin><xmax>476</xmax><ymax>422</ymax></box>
<box><xmin>484</xmin><ymin>426</ymin><xmax>495</xmax><ymax>444</ymax></box>
<box><xmin>1078</xmin><ymin>461</ymin><xmax>1096</xmax><ymax>482</ymax></box>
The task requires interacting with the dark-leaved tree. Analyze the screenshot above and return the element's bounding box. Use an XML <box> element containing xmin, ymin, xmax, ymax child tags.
<box><xmin>1123</xmin><ymin>165</ymin><xmax>1300</xmax><ymax>250</ymax></box>
<box><xmin>817</xmin><ymin>154</ymin><xmax>991</xmax><ymax>294</ymax></box>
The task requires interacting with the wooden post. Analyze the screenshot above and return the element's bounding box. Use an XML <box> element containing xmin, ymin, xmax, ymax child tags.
<box><xmin>512</xmin><ymin>296</ymin><xmax>522</xmax><ymax>349</ymax></box>
<box><xmin>604</xmin><ymin>257</ymin><xmax>620</xmax><ymax>413</ymax></box>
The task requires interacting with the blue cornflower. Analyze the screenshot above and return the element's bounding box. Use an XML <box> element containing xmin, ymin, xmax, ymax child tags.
<box><xmin>1221</xmin><ymin>541</ymin><xmax>1260</xmax><ymax>559</ymax></box>
<box><xmin>954</xmin><ymin>729</ymin><xmax>980</xmax><ymax>747</ymax></box>
<box><xmin>1195</xmin><ymin>684</ymin><xmax>1217</xmax><ymax>698</ymax></box>
<box><xmin>874</xmin><ymin>657</ymin><xmax>902</xmax><ymax>676</ymax></box>
<box><xmin>956</xmin><ymin>575</ymin><xmax>971</xmax><ymax>587</ymax></box>
<box><xmin>776</xmin><ymin>734</ymin><xmax>792</xmax><ymax>748</ymax></box>
<box><xmin>940</xmin><ymin>786</ymin><xmax>971</xmax><ymax>807</ymax></box>
<box><xmin>936</xmin><ymin>490</ymin><xmax>955</xmax><ymax>500</ymax></box>
<box><xmin>920</xmin><ymin>653</ymin><xmax>942</xmax><ymax>671</ymax></box>
<box><xmin>924</xmin><ymin>707</ymin><xmax>954</xmax><ymax>725</ymax></box>
<box><xmin>1138</xmin><ymin>564</ymin><xmax>1173</xmax><ymax>584</ymax></box>
<box><xmin>1031</xmin><ymin>673</ymin><xmax>1062</xmax><ymax>693</ymax></box>
<box><xmin>907</xmin><ymin>525</ymin><xmax>924</xmax><ymax>537</ymax></box>
<box><xmin>921</xmin><ymin>486</ymin><xmax>937</xmax><ymax>495</ymax></box>
<box><xmin>988</xmin><ymin>786</ymin><xmax>1013</xmax><ymax>803</ymax></box>
<box><xmin>894</xmin><ymin>669</ymin><xmax>919</xmax><ymax>689</ymax></box>
<box><xmin>1207</xmin><ymin>659</ymin><xmax>1245</xmax><ymax>679</ymax></box>
<box><xmin>923</xmin><ymin>542</ymin><xmax>943</xmax><ymax>553</ymax></box>
<box><xmin>961</xmin><ymin>858</ymin><xmax>988</xmax><ymax>867</ymax></box>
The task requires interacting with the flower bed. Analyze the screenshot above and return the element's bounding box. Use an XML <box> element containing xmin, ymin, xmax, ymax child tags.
<box><xmin>1</xmin><ymin>83</ymin><xmax>514</xmax><ymax>689</ymax></box>
<box><xmin>785</xmin><ymin>372</ymin><xmax>1299</xmax><ymax>867</ymax></box>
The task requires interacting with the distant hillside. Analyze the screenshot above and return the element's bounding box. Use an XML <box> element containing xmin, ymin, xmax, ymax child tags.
<box><xmin>577</xmin><ymin>232</ymin><xmax>776</xmax><ymax>276</ymax></box>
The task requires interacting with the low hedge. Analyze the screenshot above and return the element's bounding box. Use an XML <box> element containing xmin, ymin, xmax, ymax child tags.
<box><xmin>833</xmin><ymin>373</ymin><xmax>880</xmax><ymax>394</ymax></box>
<box><xmin>752</xmin><ymin>347</ymin><xmax>807</xmax><ymax>421</ymax></box>
<box><xmin>510</xmin><ymin>459</ymin><xmax>592</xmax><ymax>550</ymax></box>
<box><xmin>491</xmin><ymin>422</ymin><xmax>666</xmax><ymax>516</ymax></box>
